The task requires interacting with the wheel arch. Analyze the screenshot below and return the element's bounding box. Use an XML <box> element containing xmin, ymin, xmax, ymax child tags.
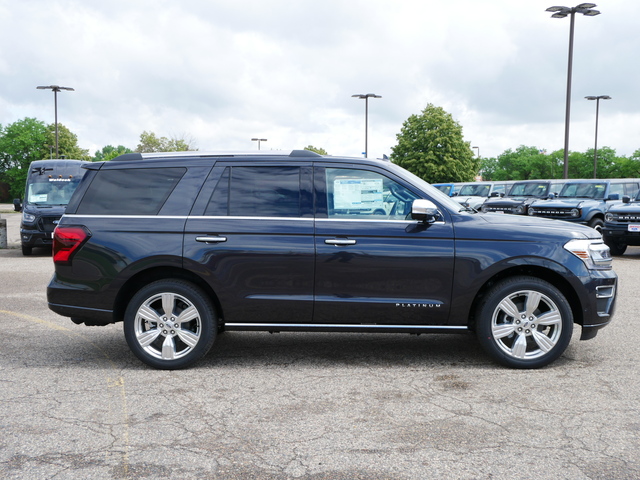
<box><xmin>113</xmin><ymin>266</ymin><xmax>224</xmax><ymax>326</ymax></box>
<box><xmin>467</xmin><ymin>265</ymin><xmax>583</xmax><ymax>330</ymax></box>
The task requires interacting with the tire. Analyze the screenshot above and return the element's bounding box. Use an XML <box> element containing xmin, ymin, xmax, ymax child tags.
<box><xmin>588</xmin><ymin>217</ymin><xmax>604</xmax><ymax>233</ymax></box>
<box><xmin>124</xmin><ymin>280</ymin><xmax>217</xmax><ymax>370</ymax></box>
<box><xmin>475</xmin><ymin>276</ymin><xmax>573</xmax><ymax>369</ymax></box>
<box><xmin>21</xmin><ymin>245</ymin><xmax>32</xmax><ymax>256</ymax></box>
<box><xmin>606</xmin><ymin>241</ymin><xmax>627</xmax><ymax>256</ymax></box>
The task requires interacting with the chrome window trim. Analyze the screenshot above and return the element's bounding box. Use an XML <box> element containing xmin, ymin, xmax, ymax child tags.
<box><xmin>63</xmin><ymin>214</ymin><xmax>446</xmax><ymax>224</ymax></box>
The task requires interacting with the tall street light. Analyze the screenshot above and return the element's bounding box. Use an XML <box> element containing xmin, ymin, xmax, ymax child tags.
<box><xmin>352</xmin><ymin>93</ymin><xmax>381</xmax><ymax>158</ymax></box>
<box><xmin>251</xmin><ymin>138</ymin><xmax>267</xmax><ymax>150</ymax></box>
<box><xmin>546</xmin><ymin>3</ymin><xmax>600</xmax><ymax>179</ymax></box>
<box><xmin>36</xmin><ymin>85</ymin><xmax>75</xmax><ymax>159</ymax></box>
<box><xmin>585</xmin><ymin>95</ymin><xmax>611</xmax><ymax>178</ymax></box>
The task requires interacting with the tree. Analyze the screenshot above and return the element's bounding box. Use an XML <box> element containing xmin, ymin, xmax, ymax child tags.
<box><xmin>136</xmin><ymin>131</ymin><xmax>197</xmax><ymax>153</ymax></box>
<box><xmin>44</xmin><ymin>123</ymin><xmax>91</xmax><ymax>161</ymax></box>
<box><xmin>93</xmin><ymin>145</ymin><xmax>134</xmax><ymax>162</ymax></box>
<box><xmin>304</xmin><ymin>145</ymin><xmax>328</xmax><ymax>155</ymax></box>
<box><xmin>0</xmin><ymin>118</ymin><xmax>48</xmax><ymax>171</ymax></box>
<box><xmin>390</xmin><ymin>104</ymin><xmax>479</xmax><ymax>183</ymax></box>
<box><xmin>0</xmin><ymin>118</ymin><xmax>49</xmax><ymax>199</ymax></box>
<box><xmin>490</xmin><ymin>146</ymin><xmax>561</xmax><ymax>181</ymax></box>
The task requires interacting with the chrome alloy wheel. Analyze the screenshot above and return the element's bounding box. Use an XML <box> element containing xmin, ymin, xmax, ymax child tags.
<box><xmin>133</xmin><ymin>291</ymin><xmax>203</xmax><ymax>361</ymax></box>
<box><xmin>491</xmin><ymin>289</ymin><xmax>563</xmax><ymax>361</ymax></box>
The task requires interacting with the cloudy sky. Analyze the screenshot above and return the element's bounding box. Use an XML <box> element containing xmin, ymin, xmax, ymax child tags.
<box><xmin>1</xmin><ymin>0</ymin><xmax>638</xmax><ymax>160</ymax></box>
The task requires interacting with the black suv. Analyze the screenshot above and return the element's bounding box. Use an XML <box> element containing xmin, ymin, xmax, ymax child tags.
<box><xmin>603</xmin><ymin>189</ymin><xmax>640</xmax><ymax>255</ymax></box>
<box><xmin>481</xmin><ymin>179</ymin><xmax>565</xmax><ymax>215</ymax></box>
<box><xmin>47</xmin><ymin>151</ymin><xmax>617</xmax><ymax>369</ymax></box>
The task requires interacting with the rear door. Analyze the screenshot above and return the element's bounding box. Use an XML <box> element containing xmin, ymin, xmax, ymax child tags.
<box><xmin>184</xmin><ymin>163</ymin><xmax>315</xmax><ymax>325</ymax></box>
<box><xmin>313</xmin><ymin>165</ymin><xmax>455</xmax><ymax>326</ymax></box>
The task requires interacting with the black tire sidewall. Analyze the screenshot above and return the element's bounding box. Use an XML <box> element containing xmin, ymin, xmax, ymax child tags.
<box><xmin>476</xmin><ymin>276</ymin><xmax>573</xmax><ymax>369</ymax></box>
<box><xmin>124</xmin><ymin>280</ymin><xmax>216</xmax><ymax>370</ymax></box>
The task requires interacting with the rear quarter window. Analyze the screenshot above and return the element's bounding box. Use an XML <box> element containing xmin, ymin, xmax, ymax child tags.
<box><xmin>76</xmin><ymin>167</ymin><xmax>186</xmax><ymax>215</ymax></box>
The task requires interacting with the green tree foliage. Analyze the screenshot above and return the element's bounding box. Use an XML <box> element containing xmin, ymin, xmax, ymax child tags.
<box><xmin>93</xmin><ymin>145</ymin><xmax>134</xmax><ymax>162</ymax></box>
<box><xmin>136</xmin><ymin>131</ymin><xmax>197</xmax><ymax>153</ymax></box>
<box><xmin>488</xmin><ymin>146</ymin><xmax>561</xmax><ymax>181</ymax></box>
<box><xmin>390</xmin><ymin>104</ymin><xmax>479</xmax><ymax>183</ymax></box>
<box><xmin>44</xmin><ymin>123</ymin><xmax>91</xmax><ymax>161</ymax></box>
<box><xmin>0</xmin><ymin>118</ymin><xmax>48</xmax><ymax>199</ymax></box>
<box><xmin>0</xmin><ymin>118</ymin><xmax>48</xmax><ymax>171</ymax></box>
<box><xmin>304</xmin><ymin>145</ymin><xmax>328</xmax><ymax>155</ymax></box>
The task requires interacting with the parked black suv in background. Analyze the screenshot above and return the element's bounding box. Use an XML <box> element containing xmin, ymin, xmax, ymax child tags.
<box><xmin>603</xmin><ymin>189</ymin><xmax>640</xmax><ymax>255</ymax></box>
<box><xmin>481</xmin><ymin>179</ymin><xmax>565</xmax><ymax>215</ymax></box>
<box><xmin>47</xmin><ymin>151</ymin><xmax>617</xmax><ymax>369</ymax></box>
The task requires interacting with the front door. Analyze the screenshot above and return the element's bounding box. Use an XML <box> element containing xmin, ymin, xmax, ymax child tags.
<box><xmin>313</xmin><ymin>166</ymin><xmax>455</xmax><ymax>326</ymax></box>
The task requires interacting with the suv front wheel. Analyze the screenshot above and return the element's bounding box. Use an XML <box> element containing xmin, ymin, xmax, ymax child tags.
<box><xmin>476</xmin><ymin>276</ymin><xmax>573</xmax><ymax>369</ymax></box>
<box><xmin>124</xmin><ymin>280</ymin><xmax>217</xmax><ymax>369</ymax></box>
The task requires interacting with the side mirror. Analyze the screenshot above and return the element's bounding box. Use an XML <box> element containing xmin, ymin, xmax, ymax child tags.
<box><xmin>607</xmin><ymin>193</ymin><xmax>620</xmax><ymax>201</ymax></box>
<box><xmin>411</xmin><ymin>199</ymin><xmax>439</xmax><ymax>223</ymax></box>
<box><xmin>13</xmin><ymin>198</ymin><xmax>22</xmax><ymax>212</ymax></box>
<box><xmin>490</xmin><ymin>192</ymin><xmax>500</xmax><ymax>197</ymax></box>
<box><xmin>622</xmin><ymin>195</ymin><xmax>631</xmax><ymax>204</ymax></box>
<box><xmin>548</xmin><ymin>193</ymin><xmax>556</xmax><ymax>199</ymax></box>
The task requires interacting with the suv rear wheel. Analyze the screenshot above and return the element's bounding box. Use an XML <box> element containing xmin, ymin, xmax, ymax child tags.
<box><xmin>476</xmin><ymin>276</ymin><xmax>573</xmax><ymax>369</ymax></box>
<box><xmin>124</xmin><ymin>280</ymin><xmax>217</xmax><ymax>369</ymax></box>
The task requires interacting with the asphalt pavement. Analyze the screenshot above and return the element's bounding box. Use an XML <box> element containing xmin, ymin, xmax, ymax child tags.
<box><xmin>2</xmin><ymin>204</ymin><xmax>640</xmax><ymax>479</ymax></box>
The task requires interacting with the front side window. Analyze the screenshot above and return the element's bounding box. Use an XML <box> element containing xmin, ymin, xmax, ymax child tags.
<box><xmin>325</xmin><ymin>168</ymin><xmax>418</xmax><ymax>220</ymax></box>
<box><xmin>76</xmin><ymin>167</ymin><xmax>186</xmax><ymax>215</ymax></box>
<box><xmin>205</xmin><ymin>166</ymin><xmax>302</xmax><ymax>217</ymax></box>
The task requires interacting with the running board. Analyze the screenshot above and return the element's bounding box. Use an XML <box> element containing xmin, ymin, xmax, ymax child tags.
<box><xmin>224</xmin><ymin>323</ymin><xmax>468</xmax><ymax>334</ymax></box>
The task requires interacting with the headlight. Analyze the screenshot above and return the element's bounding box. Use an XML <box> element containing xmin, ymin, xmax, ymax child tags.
<box><xmin>481</xmin><ymin>205</ymin><xmax>489</xmax><ymax>213</ymax></box>
<box><xmin>605</xmin><ymin>213</ymin><xmax>614</xmax><ymax>223</ymax></box>
<box><xmin>515</xmin><ymin>205</ymin><xmax>525</xmax><ymax>214</ymax></box>
<box><xmin>528</xmin><ymin>208</ymin><xmax>536</xmax><ymax>216</ymax></box>
<box><xmin>22</xmin><ymin>212</ymin><xmax>36</xmax><ymax>223</ymax></box>
<box><xmin>570</xmin><ymin>208</ymin><xmax>580</xmax><ymax>218</ymax></box>
<box><xmin>564</xmin><ymin>239</ymin><xmax>612</xmax><ymax>270</ymax></box>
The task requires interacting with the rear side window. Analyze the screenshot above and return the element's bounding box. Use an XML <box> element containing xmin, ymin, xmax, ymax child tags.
<box><xmin>205</xmin><ymin>166</ymin><xmax>302</xmax><ymax>217</ymax></box>
<box><xmin>76</xmin><ymin>167</ymin><xmax>186</xmax><ymax>215</ymax></box>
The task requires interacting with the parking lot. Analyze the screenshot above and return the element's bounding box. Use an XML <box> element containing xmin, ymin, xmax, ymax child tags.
<box><xmin>1</xmin><ymin>206</ymin><xmax>640</xmax><ymax>480</ymax></box>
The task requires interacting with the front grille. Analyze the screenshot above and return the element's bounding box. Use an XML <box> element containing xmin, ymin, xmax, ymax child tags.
<box><xmin>37</xmin><ymin>215</ymin><xmax>62</xmax><ymax>233</ymax></box>
<box><xmin>609</xmin><ymin>214</ymin><xmax>640</xmax><ymax>223</ymax></box>
<box><xmin>531</xmin><ymin>209</ymin><xmax>572</xmax><ymax>219</ymax></box>
<box><xmin>484</xmin><ymin>206</ymin><xmax>515</xmax><ymax>213</ymax></box>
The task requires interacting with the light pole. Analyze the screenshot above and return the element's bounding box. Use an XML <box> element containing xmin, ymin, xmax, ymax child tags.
<box><xmin>36</xmin><ymin>85</ymin><xmax>74</xmax><ymax>159</ymax></box>
<box><xmin>251</xmin><ymin>138</ymin><xmax>267</xmax><ymax>150</ymax></box>
<box><xmin>546</xmin><ymin>3</ymin><xmax>600</xmax><ymax>179</ymax></box>
<box><xmin>352</xmin><ymin>93</ymin><xmax>381</xmax><ymax>158</ymax></box>
<box><xmin>585</xmin><ymin>95</ymin><xmax>611</xmax><ymax>178</ymax></box>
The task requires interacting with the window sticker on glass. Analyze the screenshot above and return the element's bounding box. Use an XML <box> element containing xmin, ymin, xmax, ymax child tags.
<box><xmin>333</xmin><ymin>178</ymin><xmax>384</xmax><ymax>211</ymax></box>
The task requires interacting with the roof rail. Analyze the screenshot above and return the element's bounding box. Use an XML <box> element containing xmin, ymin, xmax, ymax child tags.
<box><xmin>111</xmin><ymin>150</ymin><xmax>324</xmax><ymax>161</ymax></box>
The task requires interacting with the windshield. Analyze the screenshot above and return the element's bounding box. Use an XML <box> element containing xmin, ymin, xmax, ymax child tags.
<box><xmin>458</xmin><ymin>184</ymin><xmax>490</xmax><ymax>197</ymax></box>
<box><xmin>434</xmin><ymin>184</ymin><xmax>452</xmax><ymax>195</ymax></box>
<box><xmin>559</xmin><ymin>182</ymin><xmax>606</xmax><ymax>199</ymax></box>
<box><xmin>26</xmin><ymin>178</ymin><xmax>82</xmax><ymax>206</ymax></box>
<box><xmin>509</xmin><ymin>182</ymin><xmax>549</xmax><ymax>197</ymax></box>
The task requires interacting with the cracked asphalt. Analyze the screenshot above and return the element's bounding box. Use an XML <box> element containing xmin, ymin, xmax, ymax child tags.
<box><xmin>1</xmin><ymin>208</ymin><xmax>640</xmax><ymax>479</ymax></box>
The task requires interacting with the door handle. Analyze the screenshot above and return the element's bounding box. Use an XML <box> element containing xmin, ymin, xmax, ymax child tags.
<box><xmin>195</xmin><ymin>236</ymin><xmax>227</xmax><ymax>243</ymax></box>
<box><xmin>325</xmin><ymin>238</ymin><xmax>356</xmax><ymax>246</ymax></box>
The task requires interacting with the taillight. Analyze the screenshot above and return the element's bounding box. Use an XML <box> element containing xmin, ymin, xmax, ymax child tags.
<box><xmin>53</xmin><ymin>225</ymin><xmax>91</xmax><ymax>265</ymax></box>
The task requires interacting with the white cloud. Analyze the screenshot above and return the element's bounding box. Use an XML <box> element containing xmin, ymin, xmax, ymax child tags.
<box><xmin>1</xmin><ymin>0</ymin><xmax>638</xmax><ymax>160</ymax></box>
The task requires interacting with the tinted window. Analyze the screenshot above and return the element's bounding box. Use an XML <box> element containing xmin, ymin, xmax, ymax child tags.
<box><xmin>326</xmin><ymin>168</ymin><xmax>418</xmax><ymax>220</ymax></box>
<box><xmin>205</xmin><ymin>166</ymin><xmax>302</xmax><ymax>217</ymax></box>
<box><xmin>77</xmin><ymin>168</ymin><xmax>186</xmax><ymax>215</ymax></box>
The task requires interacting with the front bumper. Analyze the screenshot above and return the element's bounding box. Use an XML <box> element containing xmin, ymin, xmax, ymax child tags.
<box><xmin>578</xmin><ymin>269</ymin><xmax>617</xmax><ymax>340</ymax></box>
